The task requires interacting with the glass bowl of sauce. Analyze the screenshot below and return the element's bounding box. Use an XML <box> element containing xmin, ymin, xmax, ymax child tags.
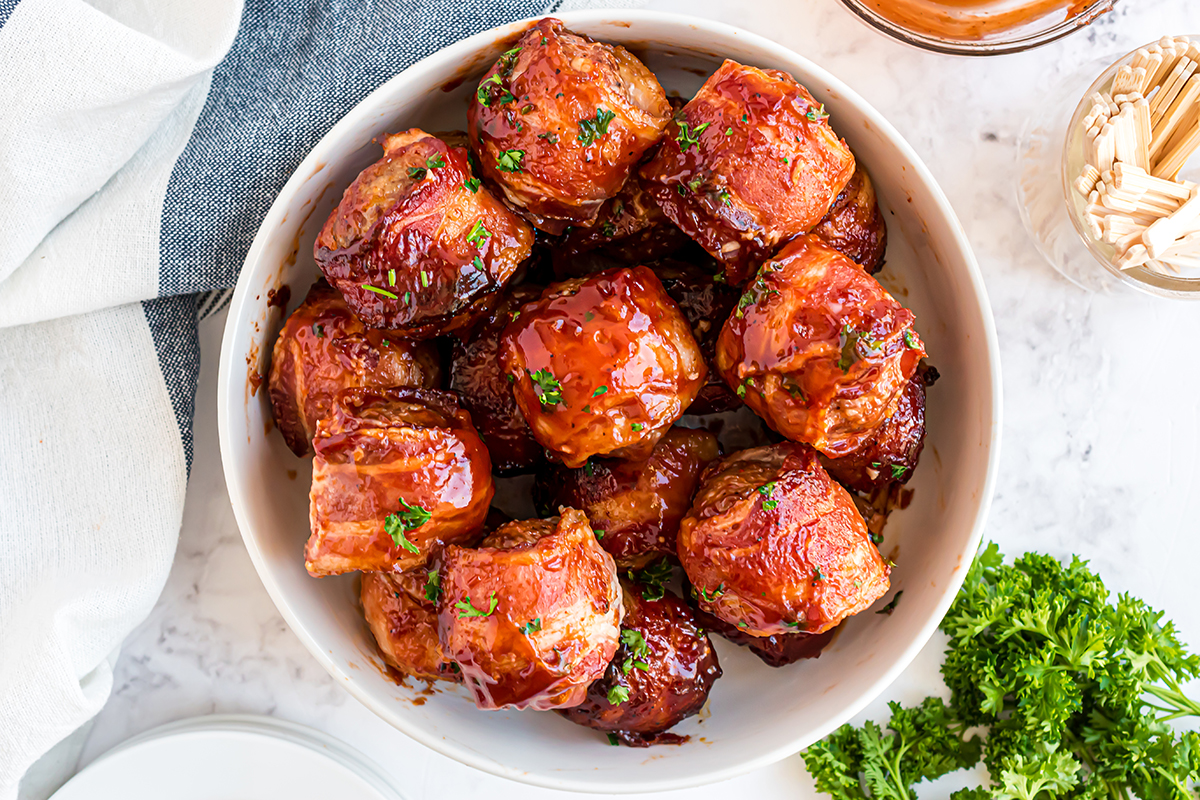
<box><xmin>836</xmin><ymin>0</ymin><xmax>1116</xmax><ymax>55</ymax></box>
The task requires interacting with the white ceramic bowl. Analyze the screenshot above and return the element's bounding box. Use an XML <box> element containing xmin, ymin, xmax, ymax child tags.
<box><xmin>218</xmin><ymin>10</ymin><xmax>1001</xmax><ymax>793</ymax></box>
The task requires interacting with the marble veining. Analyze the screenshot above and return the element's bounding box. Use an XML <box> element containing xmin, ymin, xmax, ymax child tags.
<box><xmin>71</xmin><ymin>1</ymin><xmax>1200</xmax><ymax>798</ymax></box>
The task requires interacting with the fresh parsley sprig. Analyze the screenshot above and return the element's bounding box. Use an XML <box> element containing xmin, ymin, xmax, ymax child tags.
<box><xmin>802</xmin><ymin>543</ymin><xmax>1200</xmax><ymax>800</ymax></box>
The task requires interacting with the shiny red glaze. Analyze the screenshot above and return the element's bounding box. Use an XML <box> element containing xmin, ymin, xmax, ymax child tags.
<box><xmin>553</xmin><ymin>177</ymin><xmax>690</xmax><ymax>277</ymax></box>
<box><xmin>639</xmin><ymin>60</ymin><xmax>856</xmax><ymax>285</ymax></box>
<box><xmin>558</xmin><ymin>583</ymin><xmax>721</xmax><ymax>745</ymax></box>
<box><xmin>653</xmin><ymin>259</ymin><xmax>744</xmax><ymax>414</ymax></box>
<box><xmin>820</xmin><ymin>373</ymin><xmax>927</xmax><ymax>493</ymax></box>
<box><xmin>534</xmin><ymin>427</ymin><xmax>721</xmax><ymax>569</ymax></box>
<box><xmin>437</xmin><ymin>509</ymin><xmax>622</xmax><ymax>711</ymax></box>
<box><xmin>361</xmin><ymin>569</ymin><xmax>460</xmax><ymax>681</ymax></box>
<box><xmin>306</xmin><ymin>388</ymin><xmax>495</xmax><ymax>577</ymax></box>
<box><xmin>715</xmin><ymin>235</ymin><xmax>926</xmax><ymax>457</ymax></box>
<box><xmin>686</xmin><ymin>594</ymin><xmax>836</xmax><ymax>667</ymax></box>
<box><xmin>267</xmin><ymin>280</ymin><xmax>442</xmax><ymax>456</ymax></box>
<box><xmin>677</xmin><ymin>443</ymin><xmax>889</xmax><ymax>636</ymax></box>
<box><xmin>812</xmin><ymin>164</ymin><xmax>888</xmax><ymax>274</ymax></box>
<box><xmin>449</xmin><ymin>284</ymin><xmax>544</xmax><ymax>474</ymax></box>
<box><xmin>467</xmin><ymin>18</ymin><xmax>671</xmax><ymax>233</ymax></box>
<box><xmin>314</xmin><ymin>129</ymin><xmax>533</xmax><ymax>335</ymax></box>
<box><xmin>498</xmin><ymin>266</ymin><xmax>707</xmax><ymax>468</ymax></box>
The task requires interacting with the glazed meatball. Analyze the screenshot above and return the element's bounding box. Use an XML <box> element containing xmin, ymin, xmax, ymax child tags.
<box><xmin>677</xmin><ymin>442</ymin><xmax>889</xmax><ymax>636</ymax></box>
<box><xmin>306</xmin><ymin>388</ymin><xmax>494</xmax><ymax>577</ymax></box>
<box><xmin>437</xmin><ymin>509</ymin><xmax>622</xmax><ymax>711</ymax></box>
<box><xmin>314</xmin><ymin>129</ymin><xmax>533</xmax><ymax>335</ymax></box>
<box><xmin>534</xmin><ymin>427</ymin><xmax>721</xmax><ymax>569</ymax></box>
<box><xmin>812</xmin><ymin>164</ymin><xmax>888</xmax><ymax>274</ymax></box>
<box><xmin>820</xmin><ymin>371</ymin><xmax>927</xmax><ymax>494</ymax></box>
<box><xmin>654</xmin><ymin>259</ymin><xmax>743</xmax><ymax>415</ymax></box>
<box><xmin>640</xmin><ymin>60</ymin><xmax>856</xmax><ymax>285</ymax></box>
<box><xmin>267</xmin><ymin>280</ymin><xmax>442</xmax><ymax>456</ymax></box>
<box><xmin>468</xmin><ymin>18</ymin><xmax>671</xmax><ymax>233</ymax></box>
<box><xmin>558</xmin><ymin>583</ymin><xmax>721</xmax><ymax>745</ymax></box>
<box><xmin>687</xmin><ymin>596</ymin><xmax>836</xmax><ymax>667</ymax></box>
<box><xmin>361</xmin><ymin>570</ymin><xmax>459</xmax><ymax>681</ymax></box>
<box><xmin>552</xmin><ymin>177</ymin><xmax>690</xmax><ymax>278</ymax></box>
<box><xmin>498</xmin><ymin>266</ymin><xmax>707</xmax><ymax>468</ymax></box>
<box><xmin>715</xmin><ymin>234</ymin><xmax>926</xmax><ymax>457</ymax></box>
<box><xmin>449</xmin><ymin>284</ymin><xmax>544</xmax><ymax>474</ymax></box>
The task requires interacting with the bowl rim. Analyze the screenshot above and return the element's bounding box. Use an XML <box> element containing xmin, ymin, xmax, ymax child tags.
<box><xmin>217</xmin><ymin>9</ymin><xmax>1003</xmax><ymax>792</ymax></box>
<box><xmin>833</xmin><ymin>0</ymin><xmax>1116</xmax><ymax>56</ymax></box>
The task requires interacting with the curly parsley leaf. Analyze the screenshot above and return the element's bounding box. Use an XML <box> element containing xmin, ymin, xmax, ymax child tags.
<box><xmin>528</xmin><ymin>368</ymin><xmax>562</xmax><ymax>406</ymax></box>
<box><xmin>496</xmin><ymin>149</ymin><xmax>525</xmax><ymax>172</ymax></box>
<box><xmin>577</xmin><ymin>108</ymin><xmax>616</xmax><ymax>146</ymax></box>
<box><xmin>455</xmin><ymin>591</ymin><xmax>498</xmax><ymax>618</ymax></box>
<box><xmin>383</xmin><ymin>499</ymin><xmax>431</xmax><ymax>553</ymax></box>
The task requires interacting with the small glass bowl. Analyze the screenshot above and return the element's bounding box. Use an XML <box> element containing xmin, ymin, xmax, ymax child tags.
<box><xmin>835</xmin><ymin>0</ymin><xmax>1116</xmax><ymax>56</ymax></box>
<box><xmin>1017</xmin><ymin>37</ymin><xmax>1200</xmax><ymax>299</ymax></box>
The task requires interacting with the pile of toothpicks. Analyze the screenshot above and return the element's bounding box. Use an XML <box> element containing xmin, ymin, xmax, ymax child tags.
<box><xmin>1075</xmin><ymin>36</ymin><xmax>1200</xmax><ymax>275</ymax></box>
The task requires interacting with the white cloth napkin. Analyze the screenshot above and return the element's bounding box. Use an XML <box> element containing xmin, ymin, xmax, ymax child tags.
<box><xmin>0</xmin><ymin>0</ymin><xmax>637</xmax><ymax>795</ymax></box>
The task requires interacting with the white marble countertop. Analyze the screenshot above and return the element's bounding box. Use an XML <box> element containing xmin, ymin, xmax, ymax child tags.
<box><xmin>75</xmin><ymin>1</ymin><xmax>1200</xmax><ymax>798</ymax></box>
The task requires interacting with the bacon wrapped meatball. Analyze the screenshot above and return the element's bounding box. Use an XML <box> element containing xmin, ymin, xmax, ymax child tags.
<box><xmin>314</xmin><ymin>129</ymin><xmax>533</xmax><ymax>335</ymax></box>
<box><xmin>534</xmin><ymin>427</ymin><xmax>720</xmax><ymax>569</ymax></box>
<box><xmin>654</xmin><ymin>259</ymin><xmax>743</xmax><ymax>415</ymax></box>
<box><xmin>677</xmin><ymin>443</ymin><xmax>889</xmax><ymax>636</ymax></box>
<box><xmin>437</xmin><ymin>509</ymin><xmax>622</xmax><ymax>711</ymax></box>
<box><xmin>715</xmin><ymin>235</ymin><xmax>925</xmax><ymax>457</ymax></box>
<box><xmin>686</xmin><ymin>596</ymin><xmax>836</xmax><ymax>667</ymax></box>
<box><xmin>449</xmin><ymin>284</ymin><xmax>544</xmax><ymax>474</ymax></box>
<box><xmin>552</xmin><ymin>177</ymin><xmax>689</xmax><ymax>278</ymax></box>
<box><xmin>306</xmin><ymin>388</ymin><xmax>494</xmax><ymax>577</ymax></box>
<box><xmin>558</xmin><ymin>582</ymin><xmax>721</xmax><ymax>745</ymax></box>
<box><xmin>362</xmin><ymin>570</ymin><xmax>459</xmax><ymax>681</ymax></box>
<box><xmin>267</xmin><ymin>280</ymin><xmax>441</xmax><ymax>456</ymax></box>
<box><xmin>499</xmin><ymin>266</ymin><xmax>707</xmax><ymax>468</ymax></box>
<box><xmin>468</xmin><ymin>18</ymin><xmax>671</xmax><ymax>233</ymax></box>
<box><xmin>812</xmin><ymin>164</ymin><xmax>887</xmax><ymax>274</ymax></box>
<box><xmin>820</xmin><ymin>370</ymin><xmax>928</xmax><ymax>494</ymax></box>
<box><xmin>640</xmin><ymin>60</ymin><xmax>855</xmax><ymax>285</ymax></box>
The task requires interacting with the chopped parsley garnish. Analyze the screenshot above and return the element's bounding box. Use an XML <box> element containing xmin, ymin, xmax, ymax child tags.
<box><xmin>720</xmin><ymin>190</ymin><xmax>731</xmax><ymax>206</ymax></box>
<box><xmin>607</xmin><ymin>733</ymin><xmax>620</xmax><ymax>746</ymax></box>
<box><xmin>676</xmin><ymin>121</ymin><xmax>711</xmax><ymax>151</ymax></box>
<box><xmin>784</xmin><ymin>619</ymin><xmax>807</xmax><ymax>629</ymax></box>
<box><xmin>621</xmin><ymin>629</ymin><xmax>650</xmax><ymax>660</ymax></box>
<box><xmin>725</xmin><ymin>126</ymin><xmax>733</xmax><ymax>135</ymax></box>
<box><xmin>466</xmin><ymin>220</ymin><xmax>491</xmax><ymax>246</ymax></box>
<box><xmin>630</xmin><ymin>422</ymin><xmax>644</xmax><ymax>432</ymax></box>
<box><xmin>407</xmin><ymin>166</ymin><xmax>427</xmax><ymax>180</ymax></box>
<box><xmin>498</xmin><ymin>46</ymin><xmax>521</xmax><ymax>71</ymax></box>
<box><xmin>420</xmin><ymin>270</ymin><xmax>430</xmax><ymax>288</ymax></box>
<box><xmin>583</xmin><ymin>460</ymin><xmax>593</xmax><ymax>477</ymax></box>
<box><xmin>381</xmin><ymin>339</ymin><xmax>389</xmax><ymax>346</ymax></box>
<box><xmin>582</xmin><ymin>405</ymin><xmax>591</xmax><ymax>413</ymax></box>
<box><xmin>471</xmin><ymin>255</ymin><xmax>485</xmax><ymax>273</ymax></box>
<box><xmin>495</xmin><ymin>149</ymin><xmax>525</xmax><ymax>172</ymax></box>
<box><xmin>607</xmin><ymin>685</ymin><xmax>630</xmax><ymax>705</ymax></box>
<box><xmin>464</xmin><ymin>177</ymin><xmax>481</xmax><ymax>193</ymax></box>
<box><xmin>805</xmin><ymin>103</ymin><xmax>829</xmax><ymax>122</ymax></box>
<box><xmin>741</xmin><ymin>113</ymin><xmax>748</xmax><ymax>122</ymax></box>
<box><xmin>455</xmin><ymin>591</ymin><xmax>498</xmax><ymax>618</ymax></box>
<box><xmin>593</xmin><ymin>529</ymin><xmax>604</xmax><ymax>539</ymax></box>
<box><xmin>361</xmin><ymin>284</ymin><xmax>398</xmax><ymax>300</ymax></box>
<box><xmin>425</xmin><ymin>568</ymin><xmax>441</xmax><ymax>603</ymax></box>
<box><xmin>584</xmin><ymin>311</ymin><xmax>595</xmax><ymax>322</ymax></box>
<box><xmin>537</xmin><ymin>131</ymin><xmax>558</xmax><ymax>144</ymax></box>
<box><xmin>600</xmin><ymin>221</ymin><xmax>616</xmax><ymax>237</ymax></box>
<box><xmin>387</xmin><ymin>269</ymin><xmax>396</xmax><ymax>287</ymax></box>
<box><xmin>675</xmin><ymin>183</ymin><xmax>690</xmax><ymax>197</ymax></box>
<box><xmin>812</xmin><ymin>567</ymin><xmax>824</xmax><ymax>583</ymax></box>
<box><xmin>426</xmin><ymin>154</ymin><xmax>445</xmax><ymax>170</ymax></box>
<box><xmin>890</xmin><ymin>464</ymin><xmax>909</xmax><ymax>479</ymax></box>
<box><xmin>875</xmin><ymin>590</ymin><xmax>903</xmax><ymax>615</ymax></box>
<box><xmin>311</xmin><ymin>323</ymin><xmax>324</xmax><ymax>338</ymax></box>
<box><xmin>630</xmin><ymin>559</ymin><xmax>672</xmax><ymax>601</ymax></box>
<box><xmin>577</xmin><ymin>108</ymin><xmax>616</xmax><ymax>146</ymax></box>
<box><xmin>688</xmin><ymin>175</ymin><xmax>704</xmax><ymax>192</ymax></box>
<box><xmin>519</xmin><ymin>618</ymin><xmax>542</xmax><ymax>634</ymax></box>
<box><xmin>837</xmin><ymin>323</ymin><xmax>862</xmax><ymax>372</ymax></box>
<box><xmin>758</xmin><ymin>481</ymin><xmax>778</xmax><ymax>510</ymax></box>
<box><xmin>384</xmin><ymin>498</ymin><xmax>432</xmax><ymax>553</ymax></box>
<box><xmin>904</xmin><ymin>329</ymin><xmax>920</xmax><ymax>349</ymax></box>
<box><xmin>528</xmin><ymin>368</ymin><xmax>563</xmax><ymax>406</ymax></box>
<box><xmin>591</xmin><ymin>385</ymin><xmax>608</xmax><ymax>398</ymax></box>
<box><xmin>476</xmin><ymin>73</ymin><xmax>503</xmax><ymax>106</ymax></box>
<box><xmin>403</xmin><ymin>291</ymin><xmax>412</xmax><ymax>304</ymax></box>
<box><xmin>519</xmin><ymin>103</ymin><xmax>534</xmax><ymax>114</ymax></box>
<box><xmin>696</xmin><ymin>583</ymin><xmax>725</xmax><ymax>602</ymax></box>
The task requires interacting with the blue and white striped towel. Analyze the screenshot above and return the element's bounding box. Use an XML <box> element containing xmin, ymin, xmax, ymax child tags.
<box><xmin>0</xmin><ymin>0</ymin><xmax>636</xmax><ymax>794</ymax></box>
